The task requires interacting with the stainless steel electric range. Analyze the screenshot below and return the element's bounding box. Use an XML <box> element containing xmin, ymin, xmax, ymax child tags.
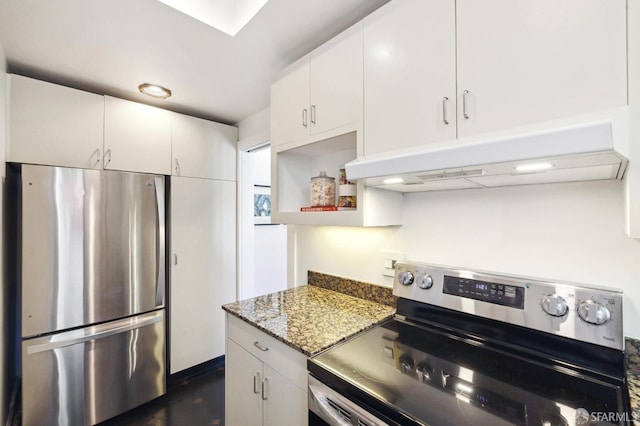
<box><xmin>308</xmin><ymin>262</ymin><xmax>632</xmax><ymax>426</ymax></box>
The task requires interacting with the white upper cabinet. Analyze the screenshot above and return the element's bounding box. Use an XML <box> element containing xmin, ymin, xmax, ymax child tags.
<box><xmin>171</xmin><ymin>113</ymin><xmax>238</xmax><ymax>181</ymax></box>
<box><xmin>7</xmin><ymin>74</ymin><xmax>104</xmax><ymax>169</ymax></box>
<box><xmin>104</xmin><ymin>96</ymin><xmax>172</xmax><ymax>175</ymax></box>
<box><xmin>308</xmin><ymin>23</ymin><xmax>363</xmax><ymax>136</ymax></box>
<box><xmin>456</xmin><ymin>0</ymin><xmax>627</xmax><ymax>138</ymax></box>
<box><xmin>271</xmin><ymin>23</ymin><xmax>363</xmax><ymax>148</ymax></box>
<box><xmin>363</xmin><ymin>0</ymin><xmax>457</xmax><ymax>157</ymax></box>
<box><xmin>270</xmin><ymin>61</ymin><xmax>310</xmax><ymax>147</ymax></box>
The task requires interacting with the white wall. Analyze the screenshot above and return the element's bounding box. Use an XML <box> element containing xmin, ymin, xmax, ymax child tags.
<box><xmin>295</xmin><ymin>180</ymin><xmax>640</xmax><ymax>339</ymax></box>
<box><xmin>0</xmin><ymin>39</ymin><xmax>7</xmax><ymax>424</ymax></box>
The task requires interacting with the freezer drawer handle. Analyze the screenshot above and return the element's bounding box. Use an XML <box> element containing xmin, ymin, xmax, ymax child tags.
<box><xmin>25</xmin><ymin>314</ymin><xmax>163</xmax><ymax>355</ymax></box>
<box><xmin>253</xmin><ymin>341</ymin><xmax>269</xmax><ymax>352</ymax></box>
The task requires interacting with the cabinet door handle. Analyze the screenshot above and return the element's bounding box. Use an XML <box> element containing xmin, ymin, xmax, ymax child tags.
<box><xmin>104</xmin><ymin>149</ymin><xmax>112</xmax><ymax>167</ymax></box>
<box><xmin>253</xmin><ymin>341</ymin><xmax>269</xmax><ymax>352</ymax></box>
<box><xmin>311</xmin><ymin>105</ymin><xmax>316</xmax><ymax>125</ymax></box>
<box><xmin>261</xmin><ymin>377</ymin><xmax>269</xmax><ymax>400</ymax></box>
<box><xmin>463</xmin><ymin>90</ymin><xmax>470</xmax><ymax>119</ymax></box>
<box><xmin>302</xmin><ymin>109</ymin><xmax>308</xmax><ymax>127</ymax></box>
<box><xmin>174</xmin><ymin>158</ymin><xmax>181</xmax><ymax>176</ymax></box>
<box><xmin>253</xmin><ymin>372</ymin><xmax>261</xmax><ymax>394</ymax></box>
<box><xmin>442</xmin><ymin>97</ymin><xmax>450</xmax><ymax>125</ymax></box>
<box><xmin>174</xmin><ymin>254</ymin><xmax>178</xmax><ymax>265</ymax></box>
<box><xmin>93</xmin><ymin>149</ymin><xmax>101</xmax><ymax>167</ymax></box>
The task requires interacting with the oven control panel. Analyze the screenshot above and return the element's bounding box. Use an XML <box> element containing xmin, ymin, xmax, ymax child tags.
<box><xmin>442</xmin><ymin>275</ymin><xmax>525</xmax><ymax>309</ymax></box>
<box><xmin>393</xmin><ymin>261</ymin><xmax>624</xmax><ymax>350</ymax></box>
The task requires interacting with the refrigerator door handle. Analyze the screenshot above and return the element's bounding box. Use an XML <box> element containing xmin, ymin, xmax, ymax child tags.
<box><xmin>154</xmin><ymin>176</ymin><xmax>166</xmax><ymax>307</ymax></box>
<box><xmin>25</xmin><ymin>313</ymin><xmax>163</xmax><ymax>355</ymax></box>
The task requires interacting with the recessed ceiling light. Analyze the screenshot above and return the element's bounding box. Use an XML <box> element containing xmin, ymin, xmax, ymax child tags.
<box><xmin>515</xmin><ymin>162</ymin><xmax>554</xmax><ymax>173</ymax></box>
<box><xmin>383</xmin><ymin>177</ymin><xmax>404</xmax><ymax>185</ymax></box>
<box><xmin>138</xmin><ymin>83</ymin><xmax>172</xmax><ymax>99</ymax></box>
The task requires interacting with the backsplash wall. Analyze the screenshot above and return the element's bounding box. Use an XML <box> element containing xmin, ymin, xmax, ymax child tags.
<box><xmin>295</xmin><ymin>180</ymin><xmax>640</xmax><ymax>339</ymax></box>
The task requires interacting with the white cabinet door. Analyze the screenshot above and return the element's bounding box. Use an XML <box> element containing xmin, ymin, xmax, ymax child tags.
<box><xmin>309</xmin><ymin>23</ymin><xmax>363</xmax><ymax>136</ymax></box>
<box><xmin>104</xmin><ymin>96</ymin><xmax>172</xmax><ymax>175</ymax></box>
<box><xmin>271</xmin><ymin>22</ymin><xmax>364</xmax><ymax>147</ymax></box>
<box><xmin>263</xmin><ymin>365</ymin><xmax>308</xmax><ymax>426</ymax></box>
<box><xmin>7</xmin><ymin>74</ymin><xmax>103</xmax><ymax>169</ymax></box>
<box><xmin>170</xmin><ymin>177</ymin><xmax>236</xmax><ymax>373</ymax></box>
<box><xmin>270</xmin><ymin>60</ymin><xmax>310</xmax><ymax>147</ymax></box>
<box><xmin>363</xmin><ymin>0</ymin><xmax>456</xmax><ymax>157</ymax></box>
<box><xmin>171</xmin><ymin>113</ymin><xmax>238</xmax><ymax>180</ymax></box>
<box><xmin>225</xmin><ymin>340</ymin><xmax>263</xmax><ymax>426</ymax></box>
<box><xmin>456</xmin><ymin>0</ymin><xmax>627</xmax><ymax>138</ymax></box>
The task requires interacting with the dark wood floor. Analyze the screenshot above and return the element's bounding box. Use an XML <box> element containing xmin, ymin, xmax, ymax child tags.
<box><xmin>100</xmin><ymin>367</ymin><xmax>225</xmax><ymax>426</ymax></box>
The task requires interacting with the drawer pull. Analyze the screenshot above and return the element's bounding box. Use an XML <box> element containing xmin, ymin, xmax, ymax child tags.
<box><xmin>253</xmin><ymin>341</ymin><xmax>269</xmax><ymax>352</ymax></box>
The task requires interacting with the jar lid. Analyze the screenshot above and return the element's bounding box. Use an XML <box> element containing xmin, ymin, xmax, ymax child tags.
<box><xmin>311</xmin><ymin>171</ymin><xmax>335</xmax><ymax>181</ymax></box>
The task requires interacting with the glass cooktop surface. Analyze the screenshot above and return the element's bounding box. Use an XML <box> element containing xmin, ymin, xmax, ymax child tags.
<box><xmin>309</xmin><ymin>318</ymin><xmax>628</xmax><ymax>426</ymax></box>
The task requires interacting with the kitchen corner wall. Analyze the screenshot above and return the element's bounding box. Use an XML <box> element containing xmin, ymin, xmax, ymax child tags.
<box><xmin>295</xmin><ymin>180</ymin><xmax>640</xmax><ymax>339</ymax></box>
<box><xmin>0</xmin><ymin>40</ymin><xmax>7</xmax><ymax>424</ymax></box>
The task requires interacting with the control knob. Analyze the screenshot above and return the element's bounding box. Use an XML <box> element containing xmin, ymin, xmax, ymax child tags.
<box><xmin>540</xmin><ymin>294</ymin><xmax>568</xmax><ymax>317</ymax></box>
<box><xmin>577</xmin><ymin>300</ymin><xmax>611</xmax><ymax>325</ymax></box>
<box><xmin>398</xmin><ymin>271</ymin><xmax>414</xmax><ymax>286</ymax></box>
<box><xmin>417</xmin><ymin>274</ymin><xmax>434</xmax><ymax>290</ymax></box>
<box><xmin>415</xmin><ymin>362</ymin><xmax>434</xmax><ymax>383</ymax></box>
<box><xmin>399</xmin><ymin>354</ymin><xmax>415</xmax><ymax>375</ymax></box>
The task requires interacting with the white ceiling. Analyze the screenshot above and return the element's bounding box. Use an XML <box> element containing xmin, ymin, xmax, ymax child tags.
<box><xmin>0</xmin><ymin>0</ymin><xmax>390</xmax><ymax>125</ymax></box>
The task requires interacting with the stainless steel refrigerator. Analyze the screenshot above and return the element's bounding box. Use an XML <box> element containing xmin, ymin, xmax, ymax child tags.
<box><xmin>10</xmin><ymin>164</ymin><xmax>166</xmax><ymax>426</ymax></box>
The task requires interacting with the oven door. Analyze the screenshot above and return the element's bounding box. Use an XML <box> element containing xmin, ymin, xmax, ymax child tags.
<box><xmin>309</xmin><ymin>375</ymin><xmax>395</xmax><ymax>426</ymax></box>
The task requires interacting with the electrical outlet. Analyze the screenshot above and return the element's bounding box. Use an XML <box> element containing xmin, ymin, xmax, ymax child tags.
<box><xmin>382</xmin><ymin>251</ymin><xmax>404</xmax><ymax>277</ymax></box>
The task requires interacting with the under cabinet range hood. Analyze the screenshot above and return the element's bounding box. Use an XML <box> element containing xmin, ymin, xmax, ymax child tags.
<box><xmin>346</xmin><ymin>112</ymin><xmax>629</xmax><ymax>193</ymax></box>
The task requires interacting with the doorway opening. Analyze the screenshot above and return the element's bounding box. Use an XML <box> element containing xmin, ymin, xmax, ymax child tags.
<box><xmin>238</xmin><ymin>144</ymin><xmax>289</xmax><ymax>300</ymax></box>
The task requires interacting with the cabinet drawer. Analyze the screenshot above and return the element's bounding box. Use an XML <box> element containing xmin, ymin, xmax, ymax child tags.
<box><xmin>227</xmin><ymin>314</ymin><xmax>307</xmax><ymax>392</ymax></box>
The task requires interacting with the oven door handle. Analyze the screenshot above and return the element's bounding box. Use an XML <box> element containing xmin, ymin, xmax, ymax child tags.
<box><xmin>308</xmin><ymin>378</ymin><xmax>390</xmax><ymax>426</ymax></box>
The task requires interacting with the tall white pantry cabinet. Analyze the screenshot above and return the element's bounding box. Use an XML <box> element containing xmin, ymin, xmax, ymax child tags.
<box><xmin>6</xmin><ymin>74</ymin><xmax>238</xmax><ymax>375</ymax></box>
<box><xmin>169</xmin><ymin>113</ymin><xmax>238</xmax><ymax>374</ymax></box>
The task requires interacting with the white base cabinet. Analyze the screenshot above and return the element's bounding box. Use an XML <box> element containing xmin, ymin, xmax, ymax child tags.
<box><xmin>170</xmin><ymin>177</ymin><xmax>237</xmax><ymax>374</ymax></box>
<box><xmin>225</xmin><ymin>314</ymin><xmax>308</xmax><ymax>426</ymax></box>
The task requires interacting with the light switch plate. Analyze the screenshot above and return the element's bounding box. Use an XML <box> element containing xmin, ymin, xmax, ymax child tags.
<box><xmin>382</xmin><ymin>251</ymin><xmax>404</xmax><ymax>277</ymax></box>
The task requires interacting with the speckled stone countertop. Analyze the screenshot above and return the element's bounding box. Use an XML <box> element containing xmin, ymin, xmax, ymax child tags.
<box><xmin>222</xmin><ymin>285</ymin><xmax>395</xmax><ymax>356</ymax></box>
<box><xmin>627</xmin><ymin>337</ymin><xmax>640</xmax><ymax>423</ymax></box>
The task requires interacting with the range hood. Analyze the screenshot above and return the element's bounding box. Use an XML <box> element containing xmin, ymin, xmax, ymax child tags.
<box><xmin>346</xmin><ymin>112</ymin><xmax>629</xmax><ymax>193</ymax></box>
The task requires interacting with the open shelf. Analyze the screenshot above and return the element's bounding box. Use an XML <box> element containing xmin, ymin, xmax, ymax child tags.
<box><xmin>271</xmin><ymin>131</ymin><xmax>402</xmax><ymax>227</ymax></box>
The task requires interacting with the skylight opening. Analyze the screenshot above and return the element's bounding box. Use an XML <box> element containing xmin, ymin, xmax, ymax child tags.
<box><xmin>157</xmin><ymin>0</ymin><xmax>270</xmax><ymax>36</ymax></box>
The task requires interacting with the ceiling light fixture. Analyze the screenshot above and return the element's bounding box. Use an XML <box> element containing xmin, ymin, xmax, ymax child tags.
<box><xmin>138</xmin><ymin>83</ymin><xmax>172</xmax><ymax>99</ymax></box>
<box><xmin>515</xmin><ymin>162</ymin><xmax>554</xmax><ymax>173</ymax></box>
<box><xmin>383</xmin><ymin>177</ymin><xmax>404</xmax><ymax>185</ymax></box>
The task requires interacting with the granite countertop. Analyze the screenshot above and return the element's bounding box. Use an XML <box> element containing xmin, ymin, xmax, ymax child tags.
<box><xmin>222</xmin><ymin>285</ymin><xmax>396</xmax><ymax>357</ymax></box>
<box><xmin>627</xmin><ymin>338</ymin><xmax>640</xmax><ymax>424</ymax></box>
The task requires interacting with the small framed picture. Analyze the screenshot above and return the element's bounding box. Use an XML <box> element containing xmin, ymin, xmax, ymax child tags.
<box><xmin>254</xmin><ymin>185</ymin><xmax>272</xmax><ymax>225</ymax></box>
